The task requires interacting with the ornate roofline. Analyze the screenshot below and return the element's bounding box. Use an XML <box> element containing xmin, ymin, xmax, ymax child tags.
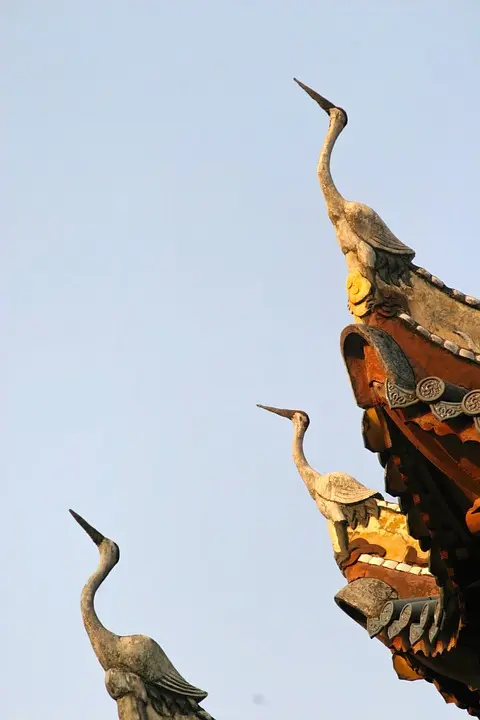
<box><xmin>340</xmin><ymin>324</ymin><xmax>417</xmax><ymax>407</ymax></box>
<box><xmin>412</xmin><ymin>265</ymin><xmax>480</xmax><ymax>310</ymax></box>
<box><xmin>394</xmin><ymin>310</ymin><xmax>480</xmax><ymax>365</ymax></box>
<box><xmin>385</xmin><ymin>376</ymin><xmax>480</xmax><ymax>436</ymax></box>
<box><xmin>355</xmin><ymin>552</ymin><xmax>432</xmax><ymax>577</ymax></box>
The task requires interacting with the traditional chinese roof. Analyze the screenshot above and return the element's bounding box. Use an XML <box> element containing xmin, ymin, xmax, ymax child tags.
<box><xmin>336</xmin><ymin>281</ymin><xmax>480</xmax><ymax>713</ymax></box>
<box><xmin>293</xmin><ymin>78</ymin><xmax>480</xmax><ymax>713</ymax></box>
<box><xmin>375</xmin><ymin>265</ymin><xmax>480</xmax><ymax>363</ymax></box>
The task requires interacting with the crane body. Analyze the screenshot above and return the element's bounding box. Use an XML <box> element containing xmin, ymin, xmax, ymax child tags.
<box><xmin>70</xmin><ymin>510</ymin><xmax>213</xmax><ymax>719</ymax></box>
<box><xmin>295</xmin><ymin>78</ymin><xmax>415</xmax><ymax>291</ymax></box>
<box><xmin>257</xmin><ymin>405</ymin><xmax>381</xmax><ymax>562</ymax></box>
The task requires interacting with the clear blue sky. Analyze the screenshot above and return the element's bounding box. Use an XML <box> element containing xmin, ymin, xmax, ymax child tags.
<box><xmin>5</xmin><ymin>2</ymin><xmax>479</xmax><ymax>718</ymax></box>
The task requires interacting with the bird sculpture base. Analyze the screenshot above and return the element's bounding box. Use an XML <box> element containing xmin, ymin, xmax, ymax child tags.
<box><xmin>106</xmin><ymin>669</ymin><xmax>149</xmax><ymax>720</ymax></box>
<box><xmin>105</xmin><ymin>669</ymin><xmax>214</xmax><ymax>720</ymax></box>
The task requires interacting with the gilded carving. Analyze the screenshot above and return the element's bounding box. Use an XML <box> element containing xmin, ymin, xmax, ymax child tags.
<box><xmin>346</xmin><ymin>270</ymin><xmax>374</xmax><ymax>318</ymax></box>
<box><xmin>327</xmin><ymin>499</ymin><xmax>431</xmax><ymax>577</ymax></box>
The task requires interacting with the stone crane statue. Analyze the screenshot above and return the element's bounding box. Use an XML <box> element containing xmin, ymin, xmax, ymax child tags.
<box><xmin>69</xmin><ymin>509</ymin><xmax>215</xmax><ymax>720</ymax></box>
<box><xmin>294</xmin><ymin>78</ymin><xmax>415</xmax><ymax>290</ymax></box>
<box><xmin>257</xmin><ymin>405</ymin><xmax>381</xmax><ymax>562</ymax></box>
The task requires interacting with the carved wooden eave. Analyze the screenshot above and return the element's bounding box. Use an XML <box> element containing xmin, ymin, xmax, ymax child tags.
<box><xmin>337</xmin><ymin>322</ymin><xmax>480</xmax><ymax>716</ymax></box>
<box><xmin>376</xmin><ymin>265</ymin><xmax>480</xmax><ymax>364</ymax></box>
<box><xmin>327</xmin><ymin>497</ymin><xmax>476</xmax><ymax>704</ymax></box>
<box><xmin>347</xmin><ymin>262</ymin><xmax>480</xmax><ymax>368</ymax></box>
<box><xmin>293</xmin><ymin>76</ymin><xmax>480</xmax><ymax>712</ymax></box>
<box><xmin>335</xmin><ymin>579</ymin><xmax>480</xmax><ymax>716</ymax></box>
<box><xmin>340</xmin><ymin>324</ymin><xmax>480</xmax><ymax>489</ymax></box>
<box><xmin>362</xmin><ymin>309</ymin><xmax>480</xmax><ymax>409</ymax></box>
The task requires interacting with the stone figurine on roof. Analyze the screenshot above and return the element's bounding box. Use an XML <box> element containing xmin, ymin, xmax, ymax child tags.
<box><xmin>70</xmin><ymin>510</ymin><xmax>215</xmax><ymax>720</ymax></box>
<box><xmin>70</xmin><ymin>78</ymin><xmax>480</xmax><ymax>719</ymax></box>
<box><xmin>293</xmin><ymin>78</ymin><xmax>480</xmax><ymax>363</ymax></box>
<box><xmin>261</xmin><ymin>79</ymin><xmax>480</xmax><ymax>716</ymax></box>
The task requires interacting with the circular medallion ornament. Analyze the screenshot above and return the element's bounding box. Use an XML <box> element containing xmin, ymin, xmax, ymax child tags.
<box><xmin>416</xmin><ymin>377</ymin><xmax>445</xmax><ymax>403</ymax></box>
<box><xmin>346</xmin><ymin>270</ymin><xmax>372</xmax><ymax>303</ymax></box>
<box><xmin>461</xmin><ymin>390</ymin><xmax>480</xmax><ymax>416</ymax></box>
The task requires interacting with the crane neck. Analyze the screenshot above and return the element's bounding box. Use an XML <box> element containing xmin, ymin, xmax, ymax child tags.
<box><xmin>292</xmin><ymin>424</ymin><xmax>316</xmax><ymax>498</ymax></box>
<box><xmin>318</xmin><ymin>113</ymin><xmax>346</xmax><ymax>221</ymax></box>
<box><xmin>80</xmin><ymin>549</ymin><xmax>117</xmax><ymax>667</ymax></box>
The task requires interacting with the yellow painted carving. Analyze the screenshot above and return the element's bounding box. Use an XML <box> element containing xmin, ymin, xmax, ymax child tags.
<box><xmin>327</xmin><ymin>502</ymin><xmax>429</xmax><ymax>567</ymax></box>
<box><xmin>392</xmin><ymin>654</ymin><xmax>424</xmax><ymax>682</ymax></box>
<box><xmin>362</xmin><ymin>407</ymin><xmax>390</xmax><ymax>453</ymax></box>
<box><xmin>346</xmin><ymin>270</ymin><xmax>373</xmax><ymax>318</ymax></box>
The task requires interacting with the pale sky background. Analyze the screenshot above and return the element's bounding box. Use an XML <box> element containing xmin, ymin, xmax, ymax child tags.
<box><xmin>4</xmin><ymin>2</ymin><xmax>479</xmax><ymax>719</ymax></box>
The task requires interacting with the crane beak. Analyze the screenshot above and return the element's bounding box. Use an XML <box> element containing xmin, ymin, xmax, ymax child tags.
<box><xmin>293</xmin><ymin>78</ymin><xmax>337</xmax><ymax>115</ymax></box>
<box><xmin>69</xmin><ymin>509</ymin><xmax>105</xmax><ymax>546</ymax></box>
<box><xmin>256</xmin><ymin>404</ymin><xmax>295</xmax><ymax>420</ymax></box>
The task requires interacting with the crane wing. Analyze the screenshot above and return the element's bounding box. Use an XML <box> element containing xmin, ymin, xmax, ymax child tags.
<box><xmin>345</xmin><ymin>202</ymin><xmax>415</xmax><ymax>257</ymax></box>
<box><xmin>316</xmin><ymin>472</ymin><xmax>379</xmax><ymax>505</ymax></box>
<box><xmin>152</xmin><ymin>667</ymin><xmax>208</xmax><ymax>700</ymax></box>
<box><xmin>146</xmin><ymin>679</ymin><xmax>214</xmax><ymax>719</ymax></box>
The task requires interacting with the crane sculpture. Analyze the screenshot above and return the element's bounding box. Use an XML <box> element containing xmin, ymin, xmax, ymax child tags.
<box><xmin>257</xmin><ymin>405</ymin><xmax>382</xmax><ymax>563</ymax></box>
<box><xmin>294</xmin><ymin>78</ymin><xmax>415</xmax><ymax>298</ymax></box>
<box><xmin>70</xmin><ymin>509</ymin><xmax>215</xmax><ymax>720</ymax></box>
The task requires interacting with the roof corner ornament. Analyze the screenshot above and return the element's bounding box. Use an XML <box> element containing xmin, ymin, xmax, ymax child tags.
<box><xmin>70</xmin><ymin>510</ymin><xmax>214</xmax><ymax>720</ymax></box>
<box><xmin>295</xmin><ymin>77</ymin><xmax>480</xmax><ymax>362</ymax></box>
<box><xmin>257</xmin><ymin>404</ymin><xmax>382</xmax><ymax>565</ymax></box>
<box><xmin>294</xmin><ymin>78</ymin><xmax>415</xmax><ymax>322</ymax></box>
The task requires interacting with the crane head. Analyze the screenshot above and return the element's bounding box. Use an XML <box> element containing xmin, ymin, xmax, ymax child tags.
<box><xmin>70</xmin><ymin>509</ymin><xmax>120</xmax><ymax>563</ymax></box>
<box><xmin>257</xmin><ymin>404</ymin><xmax>310</xmax><ymax>430</ymax></box>
<box><xmin>294</xmin><ymin>78</ymin><xmax>348</xmax><ymax>127</ymax></box>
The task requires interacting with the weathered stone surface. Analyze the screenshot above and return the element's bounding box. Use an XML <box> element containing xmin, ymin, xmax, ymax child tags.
<box><xmin>71</xmin><ymin>511</ymin><xmax>213</xmax><ymax>720</ymax></box>
<box><xmin>334</xmin><ymin>577</ymin><xmax>398</xmax><ymax>624</ymax></box>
